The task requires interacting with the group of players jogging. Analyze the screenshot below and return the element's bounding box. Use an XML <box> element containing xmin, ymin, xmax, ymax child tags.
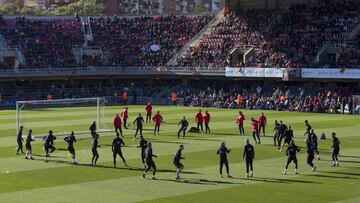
<box><xmin>16</xmin><ymin>103</ymin><xmax>341</xmax><ymax>180</ymax></box>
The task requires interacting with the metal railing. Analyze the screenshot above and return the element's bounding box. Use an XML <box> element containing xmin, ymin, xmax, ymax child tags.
<box><xmin>0</xmin><ymin>66</ymin><xmax>226</xmax><ymax>77</ymax></box>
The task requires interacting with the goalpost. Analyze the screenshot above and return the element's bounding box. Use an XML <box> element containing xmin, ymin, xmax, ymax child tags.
<box><xmin>16</xmin><ymin>97</ymin><xmax>112</xmax><ymax>137</ymax></box>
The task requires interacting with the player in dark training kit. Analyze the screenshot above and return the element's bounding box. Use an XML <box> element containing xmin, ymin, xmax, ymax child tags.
<box><xmin>277</xmin><ymin>120</ymin><xmax>288</xmax><ymax>148</ymax></box>
<box><xmin>91</xmin><ymin>134</ymin><xmax>100</xmax><ymax>167</ymax></box>
<box><xmin>177</xmin><ymin>116</ymin><xmax>189</xmax><ymax>139</ymax></box>
<box><xmin>137</xmin><ymin>135</ymin><xmax>148</xmax><ymax>168</ymax></box>
<box><xmin>283</xmin><ymin>140</ymin><xmax>300</xmax><ymax>174</ymax></box>
<box><xmin>331</xmin><ymin>132</ymin><xmax>340</xmax><ymax>167</ymax></box>
<box><xmin>89</xmin><ymin>121</ymin><xmax>96</xmax><ymax>137</ymax></box>
<box><xmin>280</xmin><ymin>126</ymin><xmax>294</xmax><ymax>151</ymax></box>
<box><xmin>306</xmin><ymin>138</ymin><xmax>317</xmax><ymax>172</ymax></box>
<box><xmin>309</xmin><ymin>129</ymin><xmax>320</xmax><ymax>160</ymax></box>
<box><xmin>25</xmin><ymin>129</ymin><xmax>35</xmax><ymax>160</ymax></box>
<box><xmin>304</xmin><ymin>120</ymin><xmax>312</xmax><ymax>137</ymax></box>
<box><xmin>243</xmin><ymin>138</ymin><xmax>255</xmax><ymax>178</ymax></box>
<box><xmin>16</xmin><ymin>126</ymin><xmax>24</xmax><ymax>155</ymax></box>
<box><xmin>133</xmin><ymin>113</ymin><xmax>144</xmax><ymax>141</ymax></box>
<box><xmin>273</xmin><ymin>120</ymin><xmax>280</xmax><ymax>146</ymax></box>
<box><xmin>174</xmin><ymin>145</ymin><xmax>185</xmax><ymax>180</ymax></box>
<box><xmin>143</xmin><ymin>142</ymin><xmax>158</xmax><ymax>180</ymax></box>
<box><xmin>217</xmin><ymin>141</ymin><xmax>232</xmax><ymax>178</ymax></box>
<box><xmin>43</xmin><ymin>130</ymin><xmax>56</xmax><ymax>162</ymax></box>
<box><xmin>112</xmin><ymin>133</ymin><xmax>127</xmax><ymax>168</ymax></box>
<box><xmin>64</xmin><ymin>131</ymin><xmax>77</xmax><ymax>164</ymax></box>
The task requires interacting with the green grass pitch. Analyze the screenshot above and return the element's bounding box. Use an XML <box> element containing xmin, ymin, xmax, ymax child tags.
<box><xmin>0</xmin><ymin>105</ymin><xmax>359</xmax><ymax>203</ymax></box>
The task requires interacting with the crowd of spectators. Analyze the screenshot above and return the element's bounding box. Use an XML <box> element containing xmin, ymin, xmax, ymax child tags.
<box><xmin>0</xmin><ymin>15</ymin><xmax>212</xmax><ymax>68</ymax></box>
<box><xmin>0</xmin><ymin>1</ymin><xmax>359</xmax><ymax>70</ymax></box>
<box><xmin>88</xmin><ymin>15</ymin><xmax>213</xmax><ymax>67</ymax></box>
<box><xmin>0</xmin><ymin>16</ymin><xmax>83</xmax><ymax>68</ymax></box>
<box><xmin>1</xmin><ymin>80</ymin><xmax>358</xmax><ymax>114</ymax></box>
<box><xmin>174</xmin><ymin>1</ymin><xmax>360</xmax><ymax>69</ymax></box>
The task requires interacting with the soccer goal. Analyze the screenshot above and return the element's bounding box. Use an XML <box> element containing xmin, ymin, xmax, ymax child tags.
<box><xmin>16</xmin><ymin>97</ymin><xmax>112</xmax><ymax>137</ymax></box>
<box><xmin>353</xmin><ymin>95</ymin><xmax>360</xmax><ymax>115</ymax></box>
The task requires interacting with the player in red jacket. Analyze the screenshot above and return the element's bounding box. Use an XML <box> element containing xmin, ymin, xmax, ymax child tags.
<box><xmin>258</xmin><ymin>112</ymin><xmax>267</xmax><ymax>136</ymax></box>
<box><xmin>121</xmin><ymin>107</ymin><xmax>129</xmax><ymax>129</ymax></box>
<box><xmin>113</xmin><ymin>114</ymin><xmax>123</xmax><ymax>137</ymax></box>
<box><xmin>195</xmin><ymin>110</ymin><xmax>204</xmax><ymax>133</ymax></box>
<box><xmin>236</xmin><ymin>111</ymin><xmax>245</xmax><ymax>135</ymax></box>
<box><xmin>251</xmin><ymin>118</ymin><xmax>260</xmax><ymax>144</ymax></box>
<box><xmin>145</xmin><ymin>102</ymin><xmax>153</xmax><ymax>123</ymax></box>
<box><xmin>152</xmin><ymin>111</ymin><xmax>163</xmax><ymax>135</ymax></box>
<box><xmin>203</xmin><ymin>110</ymin><xmax>211</xmax><ymax>133</ymax></box>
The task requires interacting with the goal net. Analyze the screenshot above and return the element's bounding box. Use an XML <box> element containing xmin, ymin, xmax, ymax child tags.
<box><xmin>353</xmin><ymin>95</ymin><xmax>360</xmax><ymax>115</ymax></box>
<box><xmin>16</xmin><ymin>97</ymin><xmax>112</xmax><ymax>137</ymax></box>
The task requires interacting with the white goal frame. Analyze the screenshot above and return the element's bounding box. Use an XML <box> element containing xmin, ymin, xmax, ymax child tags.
<box><xmin>16</xmin><ymin>97</ymin><xmax>106</xmax><ymax>136</ymax></box>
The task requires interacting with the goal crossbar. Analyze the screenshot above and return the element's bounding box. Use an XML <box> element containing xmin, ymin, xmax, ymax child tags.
<box><xmin>16</xmin><ymin>97</ymin><xmax>105</xmax><ymax>135</ymax></box>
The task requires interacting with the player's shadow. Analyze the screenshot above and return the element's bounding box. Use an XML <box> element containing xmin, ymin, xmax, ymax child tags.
<box><xmin>57</xmin><ymin>148</ymin><xmax>68</xmax><ymax>151</ymax></box>
<box><xmin>158</xmin><ymin>178</ymin><xmax>242</xmax><ymax>185</ymax></box>
<box><xmin>320</xmin><ymin>159</ymin><xmax>360</xmax><ymax>164</ymax></box>
<box><xmin>232</xmin><ymin>177</ymin><xmax>321</xmax><ymax>184</ymax></box>
<box><xmin>157</xmin><ymin>169</ymin><xmax>202</xmax><ymax>175</ymax></box>
<box><xmin>311</xmin><ymin>174</ymin><xmax>358</xmax><ymax>179</ymax></box>
<box><xmin>189</xmin><ymin>138</ymin><xmax>221</xmax><ymax>142</ymax></box>
<box><xmin>211</xmin><ymin>132</ymin><xmax>238</xmax><ymax>136</ymax></box>
<box><xmin>33</xmin><ymin>153</ymin><xmax>67</xmax><ymax>158</ymax></box>
<box><xmin>149</xmin><ymin>140</ymin><xmax>188</xmax><ymax>144</ymax></box>
<box><xmin>318</xmin><ymin>171</ymin><xmax>360</xmax><ymax>176</ymax></box>
<box><xmin>340</xmin><ymin>155</ymin><xmax>360</xmax><ymax>159</ymax></box>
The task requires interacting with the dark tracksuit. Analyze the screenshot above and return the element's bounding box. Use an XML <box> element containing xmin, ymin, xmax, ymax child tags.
<box><xmin>217</xmin><ymin>146</ymin><xmax>230</xmax><ymax>176</ymax></box>
<box><xmin>133</xmin><ymin>116</ymin><xmax>144</xmax><ymax>138</ymax></box>
<box><xmin>277</xmin><ymin>124</ymin><xmax>288</xmax><ymax>147</ymax></box>
<box><xmin>310</xmin><ymin>133</ymin><xmax>319</xmax><ymax>155</ymax></box>
<box><xmin>178</xmin><ymin>119</ymin><xmax>189</xmax><ymax>139</ymax></box>
<box><xmin>144</xmin><ymin>147</ymin><xmax>157</xmax><ymax>175</ymax></box>
<box><xmin>17</xmin><ymin>130</ymin><xmax>24</xmax><ymax>154</ymax></box>
<box><xmin>25</xmin><ymin>134</ymin><xmax>34</xmax><ymax>153</ymax></box>
<box><xmin>173</xmin><ymin>150</ymin><xmax>184</xmax><ymax>169</ymax></box>
<box><xmin>91</xmin><ymin>136</ymin><xmax>99</xmax><ymax>165</ymax></box>
<box><xmin>138</xmin><ymin>139</ymin><xmax>148</xmax><ymax>164</ymax></box>
<box><xmin>285</xmin><ymin>144</ymin><xmax>300</xmax><ymax>169</ymax></box>
<box><xmin>90</xmin><ymin>123</ymin><xmax>96</xmax><ymax>137</ymax></box>
<box><xmin>64</xmin><ymin>135</ymin><xmax>76</xmax><ymax>155</ymax></box>
<box><xmin>332</xmin><ymin>137</ymin><xmax>340</xmax><ymax>162</ymax></box>
<box><xmin>305</xmin><ymin>123</ymin><xmax>312</xmax><ymax>137</ymax></box>
<box><xmin>243</xmin><ymin>144</ymin><xmax>255</xmax><ymax>174</ymax></box>
<box><xmin>44</xmin><ymin>134</ymin><xmax>56</xmax><ymax>157</ymax></box>
<box><xmin>283</xmin><ymin>129</ymin><xmax>294</xmax><ymax>145</ymax></box>
<box><xmin>273</xmin><ymin>122</ymin><xmax>279</xmax><ymax>146</ymax></box>
<box><xmin>112</xmin><ymin>137</ymin><xmax>126</xmax><ymax>166</ymax></box>
<box><xmin>306</xmin><ymin>142</ymin><xmax>316</xmax><ymax>168</ymax></box>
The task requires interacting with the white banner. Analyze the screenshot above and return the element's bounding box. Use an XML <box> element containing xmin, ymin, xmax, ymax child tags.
<box><xmin>302</xmin><ymin>68</ymin><xmax>360</xmax><ymax>79</ymax></box>
<box><xmin>225</xmin><ymin>67</ymin><xmax>284</xmax><ymax>78</ymax></box>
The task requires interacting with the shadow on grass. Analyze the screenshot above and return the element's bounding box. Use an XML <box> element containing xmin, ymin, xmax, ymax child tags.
<box><xmin>312</xmin><ymin>174</ymin><xmax>358</xmax><ymax>179</ymax></box>
<box><xmin>148</xmin><ymin>140</ymin><xmax>188</xmax><ymax>145</ymax></box>
<box><xmin>232</xmin><ymin>177</ymin><xmax>322</xmax><ymax>184</ymax></box>
<box><xmin>340</xmin><ymin>155</ymin><xmax>360</xmax><ymax>159</ymax></box>
<box><xmin>157</xmin><ymin>178</ymin><xmax>242</xmax><ymax>185</ymax></box>
<box><xmin>188</xmin><ymin>138</ymin><xmax>221</xmax><ymax>142</ymax></box>
<box><xmin>318</xmin><ymin>171</ymin><xmax>360</xmax><ymax>176</ymax></box>
<box><xmin>33</xmin><ymin>154</ymin><xmax>67</xmax><ymax>158</ymax></box>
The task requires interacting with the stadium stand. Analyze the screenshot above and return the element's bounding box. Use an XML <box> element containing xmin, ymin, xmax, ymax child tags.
<box><xmin>173</xmin><ymin>1</ymin><xmax>360</xmax><ymax>68</ymax></box>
